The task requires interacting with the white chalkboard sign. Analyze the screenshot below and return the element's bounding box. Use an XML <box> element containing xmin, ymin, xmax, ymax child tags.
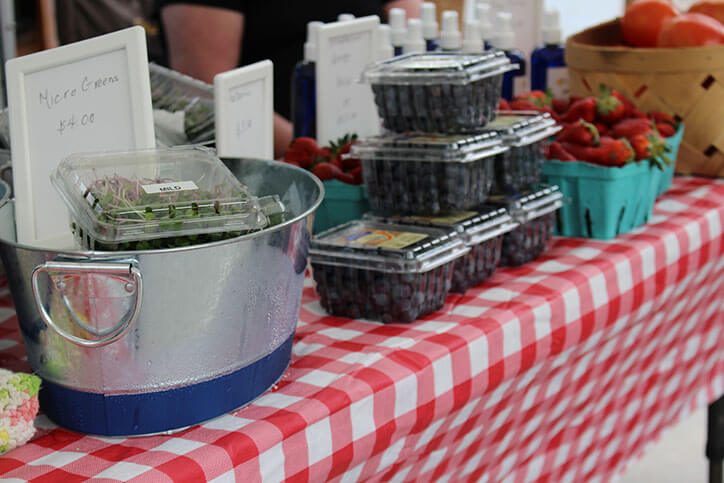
<box><xmin>6</xmin><ymin>26</ymin><xmax>155</xmax><ymax>248</ymax></box>
<box><xmin>214</xmin><ymin>60</ymin><xmax>273</xmax><ymax>160</ymax></box>
<box><xmin>316</xmin><ymin>16</ymin><xmax>380</xmax><ymax>146</ymax></box>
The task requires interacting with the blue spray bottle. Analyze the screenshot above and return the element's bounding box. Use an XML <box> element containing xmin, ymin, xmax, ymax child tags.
<box><xmin>421</xmin><ymin>2</ymin><xmax>439</xmax><ymax>51</ymax></box>
<box><xmin>531</xmin><ymin>9</ymin><xmax>568</xmax><ymax>98</ymax></box>
<box><xmin>291</xmin><ymin>21</ymin><xmax>321</xmax><ymax>139</ymax></box>
<box><xmin>494</xmin><ymin>12</ymin><xmax>527</xmax><ymax>100</ymax></box>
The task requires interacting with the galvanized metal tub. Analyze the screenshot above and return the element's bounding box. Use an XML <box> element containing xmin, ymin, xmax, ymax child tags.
<box><xmin>0</xmin><ymin>158</ymin><xmax>323</xmax><ymax>436</ymax></box>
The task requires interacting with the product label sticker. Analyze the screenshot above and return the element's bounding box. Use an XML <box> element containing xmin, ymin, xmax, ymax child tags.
<box><xmin>546</xmin><ymin>66</ymin><xmax>569</xmax><ymax>99</ymax></box>
<box><xmin>141</xmin><ymin>180</ymin><xmax>199</xmax><ymax>194</ymax></box>
<box><xmin>339</xmin><ymin>229</ymin><xmax>428</xmax><ymax>249</ymax></box>
<box><xmin>405</xmin><ymin>211</ymin><xmax>477</xmax><ymax>225</ymax></box>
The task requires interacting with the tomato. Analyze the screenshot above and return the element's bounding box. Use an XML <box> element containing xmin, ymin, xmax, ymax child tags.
<box><xmin>621</xmin><ymin>0</ymin><xmax>680</xmax><ymax>47</ymax></box>
<box><xmin>658</xmin><ymin>12</ymin><xmax>724</xmax><ymax>47</ymax></box>
<box><xmin>689</xmin><ymin>1</ymin><xmax>724</xmax><ymax>25</ymax></box>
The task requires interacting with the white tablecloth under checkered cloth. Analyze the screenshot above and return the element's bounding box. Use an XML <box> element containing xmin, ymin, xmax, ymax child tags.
<box><xmin>0</xmin><ymin>178</ymin><xmax>722</xmax><ymax>482</ymax></box>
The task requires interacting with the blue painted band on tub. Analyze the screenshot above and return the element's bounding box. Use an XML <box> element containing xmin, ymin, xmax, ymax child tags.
<box><xmin>39</xmin><ymin>333</ymin><xmax>294</xmax><ymax>436</ymax></box>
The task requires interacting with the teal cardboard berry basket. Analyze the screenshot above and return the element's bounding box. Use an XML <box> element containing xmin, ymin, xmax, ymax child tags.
<box><xmin>541</xmin><ymin>125</ymin><xmax>683</xmax><ymax>240</ymax></box>
<box><xmin>313</xmin><ymin>180</ymin><xmax>371</xmax><ymax>233</ymax></box>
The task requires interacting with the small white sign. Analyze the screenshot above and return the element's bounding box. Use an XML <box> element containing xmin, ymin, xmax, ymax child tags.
<box><xmin>141</xmin><ymin>180</ymin><xmax>198</xmax><ymax>194</ymax></box>
<box><xmin>6</xmin><ymin>26</ymin><xmax>155</xmax><ymax>247</ymax></box>
<box><xmin>214</xmin><ymin>60</ymin><xmax>273</xmax><ymax>160</ymax></box>
<box><xmin>316</xmin><ymin>16</ymin><xmax>380</xmax><ymax>146</ymax></box>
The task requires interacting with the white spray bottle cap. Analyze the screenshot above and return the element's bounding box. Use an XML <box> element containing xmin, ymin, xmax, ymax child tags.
<box><xmin>494</xmin><ymin>11</ymin><xmax>516</xmax><ymax>51</ymax></box>
<box><xmin>421</xmin><ymin>2</ymin><xmax>438</xmax><ymax>40</ymax></box>
<box><xmin>477</xmin><ymin>2</ymin><xmax>493</xmax><ymax>43</ymax></box>
<box><xmin>304</xmin><ymin>21</ymin><xmax>323</xmax><ymax>62</ymax></box>
<box><xmin>377</xmin><ymin>24</ymin><xmax>394</xmax><ymax>59</ymax></box>
<box><xmin>462</xmin><ymin>20</ymin><xmax>483</xmax><ymax>53</ymax></box>
<box><xmin>542</xmin><ymin>9</ymin><xmax>562</xmax><ymax>44</ymax></box>
<box><xmin>440</xmin><ymin>10</ymin><xmax>461</xmax><ymax>50</ymax></box>
<box><xmin>404</xmin><ymin>18</ymin><xmax>426</xmax><ymax>54</ymax></box>
<box><xmin>389</xmin><ymin>8</ymin><xmax>407</xmax><ymax>47</ymax></box>
<box><xmin>338</xmin><ymin>13</ymin><xmax>355</xmax><ymax>22</ymax></box>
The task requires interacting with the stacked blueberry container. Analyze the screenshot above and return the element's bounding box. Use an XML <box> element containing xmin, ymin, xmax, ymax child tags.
<box><xmin>310</xmin><ymin>52</ymin><xmax>554</xmax><ymax>323</ymax></box>
<box><xmin>479</xmin><ymin>111</ymin><xmax>564</xmax><ymax>266</ymax></box>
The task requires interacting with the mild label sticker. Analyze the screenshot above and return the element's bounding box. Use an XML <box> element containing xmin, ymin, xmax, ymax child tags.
<box><xmin>141</xmin><ymin>180</ymin><xmax>199</xmax><ymax>194</ymax></box>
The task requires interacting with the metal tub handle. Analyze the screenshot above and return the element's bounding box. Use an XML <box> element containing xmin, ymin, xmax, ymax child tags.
<box><xmin>31</xmin><ymin>260</ymin><xmax>143</xmax><ymax>348</ymax></box>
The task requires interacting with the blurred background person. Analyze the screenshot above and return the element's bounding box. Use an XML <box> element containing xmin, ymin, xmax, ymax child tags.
<box><xmin>158</xmin><ymin>1</ymin><xmax>422</xmax><ymax>157</ymax></box>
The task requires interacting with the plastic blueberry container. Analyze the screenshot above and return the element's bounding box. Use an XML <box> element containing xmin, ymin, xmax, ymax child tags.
<box><xmin>487</xmin><ymin>185</ymin><xmax>564</xmax><ymax>266</ymax></box>
<box><xmin>51</xmin><ymin>146</ymin><xmax>274</xmax><ymax>251</ymax></box>
<box><xmin>365</xmin><ymin>207</ymin><xmax>518</xmax><ymax>293</ymax></box>
<box><xmin>362</xmin><ymin>51</ymin><xmax>515</xmax><ymax>133</ymax></box>
<box><xmin>349</xmin><ymin>132</ymin><xmax>509</xmax><ymax>215</ymax></box>
<box><xmin>481</xmin><ymin>111</ymin><xmax>561</xmax><ymax>193</ymax></box>
<box><xmin>309</xmin><ymin>220</ymin><xmax>469</xmax><ymax>323</ymax></box>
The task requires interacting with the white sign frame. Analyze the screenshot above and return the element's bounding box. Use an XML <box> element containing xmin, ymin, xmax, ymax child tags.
<box><xmin>316</xmin><ymin>16</ymin><xmax>380</xmax><ymax>146</ymax></box>
<box><xmin>6</xmin><ymin>26</ymin><xmax>155</xmax><ymax>248</ymax></box>
<box><xmin>214</xmin><ymin>60</ymin><xmax>274</xmax><ymax>160</ymax></box>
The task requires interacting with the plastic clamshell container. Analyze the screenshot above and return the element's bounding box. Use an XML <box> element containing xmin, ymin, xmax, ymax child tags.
<box><xmin>149</xmin><ymin>63</ymin><xmax>215</xmax><ymax>146</ymax></box>
<box><xmin>488</xmin><ymin>185</ymin><xmax>563</xmax><ymax>266</ymax></box>
<box><xmin>51</xmin><ymin>146</ymin><xmax>268</xmax><ymax>251</ymax></box>
<box><xmin>310</xmin><ymin>220</ymin><xmax>469</xmax><ymax>323</ymax></box>
<box><xmin>481</xmin><ymin>111</ymin><xmax>561</xmax><ymax>193</ymax></box>
<box><xmin>362</xmin><ymin>51</ymin><xmax>515</xmax><ymax>133</ymax></box>
<box><xmin>365</xmin><ymin>207</ymin><xmax>518</xmax><ymax>293</ymax></box>
<box><xmin>350</xmin><ymin>132</ymin><xmax>509</xmax><ymax>215</ymax></box>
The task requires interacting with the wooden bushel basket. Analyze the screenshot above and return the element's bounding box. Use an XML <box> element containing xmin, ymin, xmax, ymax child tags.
<box><xmin>566</xmin><ymin>19</ymin><xmax>724</xmax><ymax>178</ymax></box>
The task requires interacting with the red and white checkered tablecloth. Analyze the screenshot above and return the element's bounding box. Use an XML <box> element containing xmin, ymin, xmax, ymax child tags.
<box><xmin>0</xmin><ymin>177</ymin><xmax>722</xmax><ymax>482</ymax></box>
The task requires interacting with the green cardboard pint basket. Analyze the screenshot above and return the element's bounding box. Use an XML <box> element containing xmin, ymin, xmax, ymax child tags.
<box><xmin>313</xmin><ymin>180</ymin><xmax>371</xmax><ymax>233</ymax></box>
<box><xmin>542</xmin><ymin>125</ymin><xmax>683</xmax><ymax>240</ymax></box>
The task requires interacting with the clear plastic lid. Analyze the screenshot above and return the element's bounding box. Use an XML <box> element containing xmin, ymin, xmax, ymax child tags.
<box><xmin>349</xmin><ymin>132</ymin><xmax>509</xmax><ymax>164</ymax></box>
<box><xmin>310</xmin><ymin>220</ymin><xmax>469</xmax><ymax>273</ymax></box>
<box><xmin>487</xmin><ymin>185</ymin><xmax>564</xmax><ymax>224</ymax></box>
<box><xmin>361</xmin><ymin>50</ymin><xmax>515</xmax><ymax>85</ymax></box>
<box><xmin>149</xmin><ymin>63</ymin><xmax>215</xmax><ymax>145</ymax></box>
<box><xmin>365</xmin><ymin>207</ymin><xmax>518</xmax><ymax>246</ymax></box>
<box><xmin>51</xmin><ymin>146</ymin><xmax>268</xmax><ymax>244</ymax></box>
<box><xmin>482</xmin><ymin>111</ymin><xmax>561</xmax><ymax>147</ymax></box>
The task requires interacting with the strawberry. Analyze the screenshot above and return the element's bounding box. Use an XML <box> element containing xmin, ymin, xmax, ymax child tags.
<box><xmin>552</xmin><ymin>98</ymin><xmax>570</xmax><ymax>114</ymax></box>
<box><xmin>514</xmin><ymin>90</ymin><xmax>552</xmax><ymax>107</ymax></box>
<box><xmin>349</xmin><ymin>166</ymin><xmax>363</xmax><ymax>185</ymax></box>
<box><xmin>285</xmin><ymin>137</ymin><xmax>320</xmax><ymax>169</ymax></box>
<box><xmin>610</xmin><ymin>118</ymin><xmax>653</xmax><ymax>140</ymax></box>
<box><xmin>557</xmin><ymin>120</ymin><xmax>600</xmax><ymax>146</ymax></box>
<box><xmin>630</xmin><ymin>132</ymin><xmax>673</xmax><ymax>168</ymax></box>
<box><xmin>612</xmin><ymin>89</ymin><xmax>636</xmax><ymax>117</ymax></box>
<box><xmin>647</xmin><ymin>110</ymin><xmax>676</xmax><ymax>125</ymax></box>
<box><xmin>509</xmin><ymin>99</ymin><xmax>540</xmax><ymax>111</ymax></box>
<box><xmin>594</xmin><ymin>122</ymin><xmax>609</xmax><ymax>136</ymax></box>
<box><xmin>596</xmin><ymin>137</ymin><xmax>635</xmax><ymax>167</ymax></box>
<box><xmin>334</xmin><ymin>170</ymin><xmax>356</xmax><ymax>184</ymax></box>
<box><xmin>560</xmin><ymin>142</ymin><xmax>599</xmax><ymax>162</ymax></box>
<box><xmin>547</xmin><ymin>141</ymin><xmax>577</xmax><ymax>161</ymax></box>
<box><xmin>312</xmin><ymin>162</ymin><xmax>337</xmax><ymax>181</ymax></box>
<box><xmin>561</xmin><ymin>97</ymin><xmax>597</xmax><ymax>123</ymax></box>
<box><xmin>656</xmin><ymin>122</ymin><xmax>676</xmax><ymax>137</ymax></box>
<box><xmin>498</xmin><ymin>98</ymin><xmax>512</xmax><ymax>111</ymax></box>
<box><xmin>596</xmin><ymin>85</ymin><xmax>626</xmax><ymax>125</ymax></box>
<box><xmin>630</xmin><ymin>108</ymin><xmax>648</xmax><ymax>119</ymax></box>
<box><xmin>318</xmin><ymin>147</ymin><xmax>333</xmax><ymax>161</ymax></box>
<box><xmin>340</xmin><ymin>156</ymin><xmax>361</xmax><ymax>171</ymax></box>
